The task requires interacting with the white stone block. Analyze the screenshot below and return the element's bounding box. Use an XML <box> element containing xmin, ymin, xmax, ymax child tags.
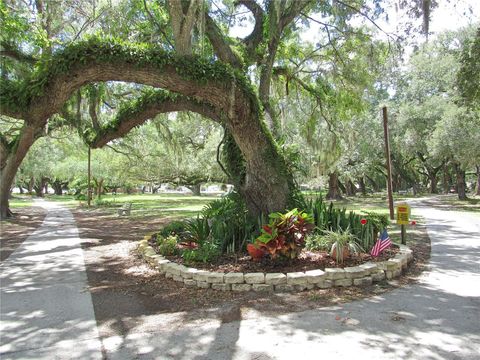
<box><xmin>265</xmin><ymin>273</ymin><xmax>287</xmax><ymax>285</ymax></box>
<box><xmin>224</xmin><ymin>272</ymin><xmax>244</xmax><ymax>284</ymax></box>
<box><xmin>244</xmin><ymin>272</ymin><xmax>265</xmax><ymax>284</ymax></box>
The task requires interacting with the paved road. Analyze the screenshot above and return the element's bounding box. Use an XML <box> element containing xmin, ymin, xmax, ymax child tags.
<box><xmin>1</xmin><ymin>199</ymin><xmax>479</xmax><ymax>359</ymax></box>
<box><xmin>0</xmin><ymin>200</ymin><xmax>103</xmax><ymax>359</ymax></box>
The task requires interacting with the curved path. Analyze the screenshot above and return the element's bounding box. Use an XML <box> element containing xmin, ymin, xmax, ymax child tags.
<box><xmin>0</xmin><ymin>200</ymin><xmax>102</xmax><ymax>359</ymax></box>
<box><xmin>1</xmin><ymin>198</ymin><xmax>479</xmax><ymax>359</ymax></box>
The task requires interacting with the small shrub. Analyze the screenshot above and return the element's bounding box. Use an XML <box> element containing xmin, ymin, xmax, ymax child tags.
<box><xmin>156</xmin><ymin>235</ymin><xmax>179</xmax><ymax>256</ymax></box>
<box><xmin>184</xmin><ymin>216</ymin><xmax>210</xmax><ymax>245</ymax></box>
<box><xmin>182</xmin><ymin>241</ymin><xmax>219</xmax><ymax>264</ymax></box>
<box><xmin>75</xmin><ymin>193</ymin><xmax>87</xmax><ymax>201</ymax></box>
<box><xmin>305</xmin><ymin>233</ymin><xmax>331</xmax><ymax>252</ymax></box>
<box><xmin>160</xmin><ymin>221</ymin><xmax>186</xmax><ymax>238</ymax></box>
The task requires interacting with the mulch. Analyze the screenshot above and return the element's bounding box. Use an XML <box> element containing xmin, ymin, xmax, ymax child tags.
<box><xmin>155</xmin><ymin>246</ymin><xmax>400</xmax><ymax>273</ymax></box>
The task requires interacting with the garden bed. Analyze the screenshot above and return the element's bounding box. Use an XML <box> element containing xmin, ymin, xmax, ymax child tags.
<box><xmin>148</xmin><ymin>237</ymin><xmax>400</xmax><ymax>273</ymax></box>
<box><xmin>139</xmin><ymin>234</ymin><xmax>412</xmax><ymax>293</ymax></box>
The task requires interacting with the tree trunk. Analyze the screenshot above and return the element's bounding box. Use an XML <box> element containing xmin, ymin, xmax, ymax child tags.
<box><xmin>51</xmin><ymin>180</ymin><xmax>63</xmax><ymax>195</ymax></box>
<box><xmin>366</xmin><ymin>175</ymin><xmax>379</xmax><ymax>192</ymax></box>
<box><xmin>18</xmin><ymin>185</ymin><xmax>24</xmax><ymax>194</ymax></box>
<box><xmin>188</xmin><ymin>183</ymin><xmax>202</xmax><ymax>196</ymax></box>
<box><xmin>454</xmin><ymin>163</ymin><xmax>467</xmax><ymax>200</ymax></box>
<box><xmin>429</xmin><ymin>174</ymin><xmax>438</xmax><ymax>194</ymax></box>
<box><xmin>358</xmin><ymin>177</ymin><xmax>366</xmax><ymax>196</ymax></box>
<box><xmin>345</xmin><ymin>180</ymin><xmax>356</xmax><ymax>196</ymax></box>
<box><xmin>0</xmin><ymin>125</ymin><xmax>39</xmax><ymax>219</ymax></box>
<box><xmin>96</xmin><ymin>178</ymin><xmax>104</xmax><ymax>199</ymax></box>
<box><xmin>476</xmin><ymin>165</ymin><xmax>480</xmax><ymax>196</ymax></box>
<box><xmin>443</xmin><ymin>164</ymin><xmax>451</xmax><ymax>194</ymax></box>
<box><xmin>326</xmin><ymin>172</ymin><xmax>342</xmax><ymax>200</ymax></box>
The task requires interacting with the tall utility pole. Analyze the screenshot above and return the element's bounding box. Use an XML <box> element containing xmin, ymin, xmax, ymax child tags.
<box><xmin>87</xmin><ymin>147</ymin><xmax>91</xmax><ymax>207</ymax></box>
<box><xmin>382</xmin><ymin>106</ymin><xmax>395</xmax><ymax>220</ymax></box>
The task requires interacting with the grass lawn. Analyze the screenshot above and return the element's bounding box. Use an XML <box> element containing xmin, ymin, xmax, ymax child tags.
<box><xmin>77</xmin><ymin>193</ymin><xmax>217</xmax><ymax>219</ymax></box>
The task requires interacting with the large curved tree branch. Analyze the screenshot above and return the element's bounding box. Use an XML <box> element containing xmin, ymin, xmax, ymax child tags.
<box><xmin>0</xmin><ymin>39</ymin><xmax>257</xmax><ymax>126</ymax></box>
<box><xmin>204</xmin><ymin>13</ymin><xmax>244</xmax><ymax>68</ymax></box>
<box><xmin>90</xmin><ymin>92</ymin><xmax>223</xmax><ymax>148</ymax></box>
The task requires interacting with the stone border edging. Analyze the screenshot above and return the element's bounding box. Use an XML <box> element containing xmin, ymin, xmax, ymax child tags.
<box><xmin>137</xmin><ymin>236</ymin><xmax>413</xmax><ymax>292</ymax></box>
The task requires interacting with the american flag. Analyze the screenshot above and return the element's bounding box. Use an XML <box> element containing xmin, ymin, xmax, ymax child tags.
<box><xmin>370</xmin><ymin>229</ymin><xmax>392</xmax><ymax>257</ymax></box>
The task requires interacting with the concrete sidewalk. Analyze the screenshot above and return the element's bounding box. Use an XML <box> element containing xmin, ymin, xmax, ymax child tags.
<box><xmin>0</xmin><ymin>200</ymin><xmax>103</xmax><ymax>359</ymax></box>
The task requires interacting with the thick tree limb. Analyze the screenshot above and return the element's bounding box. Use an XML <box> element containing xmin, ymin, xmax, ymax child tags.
<box><xmin>0</xmin><ymin>42</ymin><xmax>36</xmax><ymax>64</ymax></box>
<box><xmin>204</xmin><ymin>13</ymin><xmax>244</xmax><ymax>68</ymax></box>
<box><xmin>90</xmin><ymin>94</ymin><xmax>222</xmax><ymax>148</ymax></box>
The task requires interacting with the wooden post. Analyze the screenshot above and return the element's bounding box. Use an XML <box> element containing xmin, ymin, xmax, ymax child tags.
<box><xmin>382</xmin><ymin>106</ymin><xmax>395</xmax><ymax>220</ymax></box>
<box><xmin>87</xmin><ymin>147</ymin><xmax>91</xmax><ymax>207</ymax></box>
<box><xmin>401</xmin><ymin>224</ymin><xmax>406</xmax><ymax>245</ymax></box>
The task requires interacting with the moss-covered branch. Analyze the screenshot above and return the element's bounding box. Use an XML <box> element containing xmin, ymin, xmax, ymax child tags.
<box><xmin>1</xmin><ymin>36</ymin><xmax>260</xmax><ymax>124</ymax></box>
<box><xmin>86</xmin><ymin>90</ymin><xmax>223</xmax><ymax>148</ymax></box>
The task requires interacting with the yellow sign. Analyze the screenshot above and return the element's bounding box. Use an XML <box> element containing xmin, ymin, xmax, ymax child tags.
<box><xmin>396</xmin><ymin>203</ymin><xmax>410</xmax><ymax>225</ymax></box>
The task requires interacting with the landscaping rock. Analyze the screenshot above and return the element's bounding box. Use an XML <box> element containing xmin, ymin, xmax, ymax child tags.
<box><xmin>294</xmin><ymin>284</ymin><xmax>315</xmax><ymax>291</ymax></box>
<box><xmin>232</xmin><ymin>284</ymin><xmax>252</xmax><ymax>292</ymax></box>
<box><xmin>212</xmin><ymin>283</ymin><xmax>231</xmax><ymax>291</ymax></box>
<box><xmin>181</xmin><ymin>267</ymin><xmax>199</xmax><ymax>279</ymax></box>
<box><xmin>155</xmin><ymin>259</ymin><xmax>170</xmax><ymax>274</ymax></box>
<box><xmin>165</xmin><ymin>272</ymin><xmax>173</xmax><ymax>279</ymax></box>
<box><xmin>376</xmin><ymin>261</ymin><xmax>388</xmax><ymax>271</ymax></box>
<box><xmin>385</xmin><ymin>270</ymin><xmax>394</xmax><ymax>280</ymax></box>
<box><xmin>165</xmin><ymin>263</ymin><xmax>182</xmax><ymax>276</ymax></box>
<box><xmin>287</xmin><ymin>272</ymin><xmax>307</xmax><ymax>285</ymax></box>
<box><xmin>193</xmin><ymin>270</ymin><xmax>211</xmax><ymax>282</ymax></box>
<box><xmin>196</xmin><ymin>281</ymin><xmax>211</xmax><ymax>289</ymax></box>
<box><xmin>386</xmin><ymin>259</ymin><xmax>402</xmax><ymax>271</ymax></box>
<box><xmin>353</xmin><ymin>277</ymin><xmax>373</xmax><ymax>286</ymax></box>
<box><xmin>325</xmin><ymin>268</ymin><xmax>346</xmax><ymax>280</ymax></box>
<box><xmin>316</xmin><ymin>280</ymin><xmax>333</xmax><ymax>289</ymax></box>
<box><xmin>156</xmin><ymin>259</ymin><xmax>171</xmax><ymax>274</ymax></box>
<box><xmin>371</xmin><ymin>270</ymin><xmax>386</xmax><ymax>282</ymax></box>
<box><xmin>334</xmin><ymin>278</ymin><xmax>353</xmax><ymax>287</ymax></box>
<box><xmin>183</xmin><ymin>279</ymin><xmax>197</xmax><ymax>287</ymax></box>
<box><xmin>253</xmin><ymin>284</ymin><xmax>273</xmax><ymax>292</ymax></box>
<box><xmin>305</xmin><ymin>269</ymin><xmax>326</xmax><ymax>284</ymax></box>
<box><xmin>244</xmin><ymin>273</ymin><xmax>265</xmax><ymax>284</ymax></box>
<box><xmin>173</xmin><ymin>275</ymin><xmax>183</xmax><ymax>282</ymax></box>
<box><xmin>207</xmin><ymin>272</ymin><xmax>225</xmax><ymax>284</ymax></box>
<box><xmin>224</xmin><ymin>272</ymin><xmax>244</xmax><ymax>284</ymax></box>
<box><xmin>359</xmin><ymin>262</ymin><xmax>378</xmax><ymax>275</ymax></box>
<box><xmin>265</xmin><ymin>273</ymin><xmax>287</xmax><ymax>285</ymax></box>
<box><xmin>274</xmin><ymin>284</ymin><xmax>294</xmax><ymax>292</ymax></box>
<box><xmin>344</xmin><ymin>266</ymin><xmax>367</xmax><ymax>279</ymax></box>
<box><xmin>393</xmin><ymin>269</ymin><xmax>402</xmax><ymax>277</ymax></box>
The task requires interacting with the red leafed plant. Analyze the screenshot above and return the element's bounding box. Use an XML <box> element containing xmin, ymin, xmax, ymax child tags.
<box><xmin>253</xmin><ymin>209</ymin><xmax>314</xmax><ymax>260</ymax></box>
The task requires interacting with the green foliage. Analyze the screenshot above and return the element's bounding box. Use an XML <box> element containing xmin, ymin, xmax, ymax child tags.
<box><xmin>184</xmin><ymin>216</ymin><xmax>211</xmax><ymax>245</ymax></box>
<box><xmin>156</xmin><ymin>235</ymin><xmax>179</xmax><ymax>256</ymax></box>
<box><xmin>322</xmin><ymin>228</ymin><xmax>363</xmax><ymax>264</ymax></box>
<box><xmin>254</xmin><ymin>208</ymin><xmax>314</xmax><ymax>260</ymax></box>
<box><xmin>159</xmin><ymin>221</ymin><xmax>186</xmax><ymax>238</ymax></box>
<box><xmin>305</xmin><ymin>233</ymin><xmax>331</xmax><ymax>252</ymax></box>
<box><xmin>202</xmin><ymin>192</ymin><xmax>254</xmax><ymax>253</ymax></box>
<box><xmin>457</xmin><ymin>28</ymin><xmax>480</xmax><ymax>109</ymax></box>
<box><xmin>182</xmin><ymin>242</ymin><xmax>220</xmax><ymax>264</ymax></box>
<box><xmin>1</xmin><ymin>36</ymin><xmax>260</xmax><ymax>116</ymax></box>
<box><xmin>303</xmin><ymin>195</ymin><xmax>388</xmax><ymax>251</ymax></box>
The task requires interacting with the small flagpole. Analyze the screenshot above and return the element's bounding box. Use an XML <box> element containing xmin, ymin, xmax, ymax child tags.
<box><xmin>382</xmin><ymin>106</ymin><xmax>395</xmax><ymax>220</ymax></box>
